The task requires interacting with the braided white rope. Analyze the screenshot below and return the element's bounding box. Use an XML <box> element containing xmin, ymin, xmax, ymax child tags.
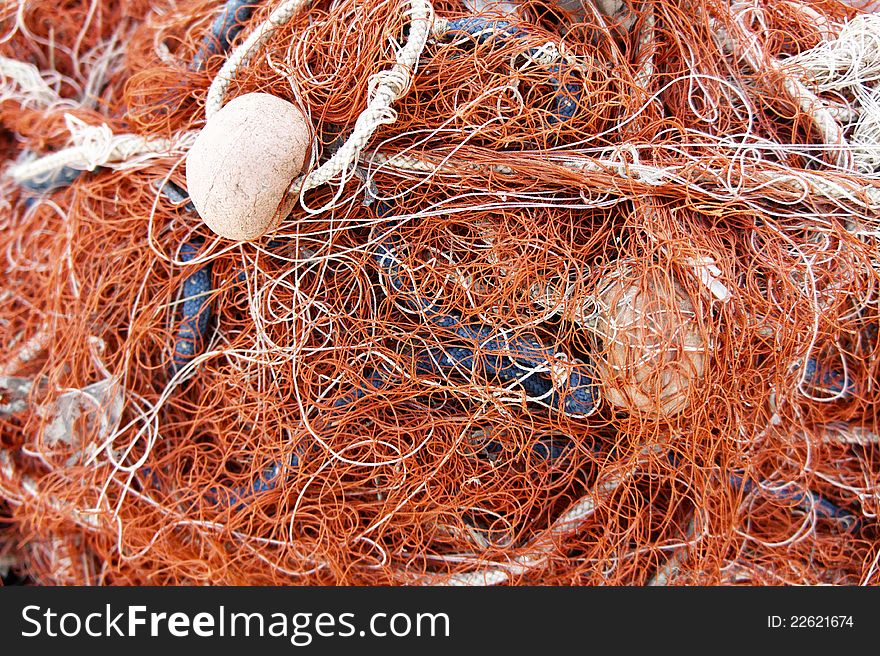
<box><xmin>430</xmin><ymin>463</ymin><xmax>638</xmax><ymax>586</ymax></box>
<box><xmin>851</xmin><ymin>85</ymin><xmax>880</xmax><ymax>173</ymax></box>
<box><xmin>819</xmin><ymin>422</ymin><xmax>880</xmax><ymax>446</ymax></box>
<box><xmin>290</xmin><ymin>0</ymin><xmax>435</xmax><ymax>200</ymax></box>
<box><xmin>7</xmin><ymin>114</ymin><xmax>197</xmax><ymax>187</ymax></box>
<box><xmin>782</xmin><ymin>14</ymin><xmax>880</xmax><ymax>173</ymax></box>
<box><xmin>4</xmin><ymin>3</ymin><xmax>308</xmax><ymax>189</ymax></box>
<box><xmin>205</xmin><ymin>0</ymin><xmax>313</xmax><ymax>119</ymax></box>
<box><xmin>0</xmin><ymin>376</ymin><xmax>33</xmax><ymax>416</ymax></box>
<box><xmin>647</xmin><ymin>515</ymin><xmax>698</xmax><ymax>586</ymax></box>
<box><xmin>203</xmin><ymin>0</ymin><xmax>434</xmax><ymax>204</ymax></box>
<box><xmin>1</xmin><ymin>329</ymin><xmax>50</xmax><ymax>377</ymax></box>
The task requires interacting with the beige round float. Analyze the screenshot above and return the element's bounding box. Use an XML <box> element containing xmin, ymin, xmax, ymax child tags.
<box><xmin>185</xmin><ymin>92</ymin><xmax>311</xmax><ymax>241</ymax></box>
<box><xmin>593</xmin><ymin>265</ymin><xmax>707</xmax><ymax>418</ymax></box>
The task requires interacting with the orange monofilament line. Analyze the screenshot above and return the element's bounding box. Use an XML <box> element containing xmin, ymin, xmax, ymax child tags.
<box><xmin>1</xmin><ymin>0</ymin><xmax>878</xmax><ymax>586</ymax></box>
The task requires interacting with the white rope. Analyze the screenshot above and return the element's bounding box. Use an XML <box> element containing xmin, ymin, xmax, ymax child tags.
<box><xmin>290</xmin><ymin>0</ymin><xmax>435</xmax><ymax>201</ymax></box>
<box><xmin>711</xmin><ymin>11</ymin><xmax>853</xmax><ymax>171</ymax></box>
<box><xmin>6</xmin><ymin>114</ymin><xmax>197</xmax><ymax>187</ymax></box>
<box><xmin>365</xmin><ymin>148</ymin><xmax>880</xmax><ymax>212</ymax></box>
<box><xmin>782</xmin><ymin>14</ymin><xmax>880</xmax><ymax>173</ymax></box>
<box><xmin>1</xmin><ymin>329</ymin><xmax>50</xmax><ymax>377</ymax></box>
<box><xmin>367</xmin><ymin>149</ymin><xmax>514</xmax><ymax>175</ymax></box>
<box><xmin>0</xmin><ymin>376</ymin><xmax>33</xmax><ymax>416</ymax></box>
<box><xmin>852</xmin><ymin>85</ymin><xmax>880</xmax><ymax>173</ymax></box>
<box><xmin>0</xmin><ymin>45</ymin><xmax>173</xmax><ymax>189</ymax></box>
<box><xmin>434</xmin><ymin>469</ymin><xmax>634</xmax><ymax>586</ymax></box>
<box><xmin>0</xmin><ymin>448</ymin><xmax>101</xmax><ymax>530</ymax></box>
<box><xmin>205</xmin><ymin>0</ymin><xmax>313</xmax><ymax>119</ymax></box>
<box><xmin>203</xmin><ymin>0</ymin><xmax>435</xmax><ymax>205</ymax></box>
<box><xmin>819</xmin><ymin>422</ymin><xmax>880</xmax><ymax>446</ymax></box>
<box><xmin>634</xmin><ymin>5</ymin><xmax>656</xmax><ymax>91</ymax></box>
<box><xmin>647</xmin><ymin>515</ymin><xmax>697</xmax><ymax>586</ymax></box>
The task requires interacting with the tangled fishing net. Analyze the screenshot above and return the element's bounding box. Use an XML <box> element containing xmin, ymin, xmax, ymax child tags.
<box><xmin>2</xmin><ymin>0</ymin><xmax>880</xmax><ymax>586</ymax></box>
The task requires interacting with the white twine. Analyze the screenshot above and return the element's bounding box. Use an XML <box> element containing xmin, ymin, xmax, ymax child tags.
<box><xmin>711</xmin><ymin>9</ymin><xmax>853</xmax><ymax>171</ymax></box>
<box><xmin>0</xmin><ymin>376</ymin><xmax>33</xmax><ymax>416</ymax></box>
<box><xmin>290</xmin><ymin>0</ymin><xmax>435</xmax><ymax>202</ymax></box>
<box><xmin>0</xmin><ymin>55</ymin><xmax>62</xmax><ymax>108</ymax></box>
<box><xmin>647</xmin><ymin>515</ymin><xmax>698</xmax><ymax>586</ymax></box>
<box><xmin>205</xmin><ymin>0</ymin><xmax>313</xmax><ymax>119</ymax></box>
<box><xmin>0</xmin><ymin>448</ymin><xmax>102</xmax><ymax>530</ymax></box>
<box><xmin>1</xmin><ymin>39</ymin><xmax>170</xmax><ymax>188</ymax></box>
<box><xmin>784</xmin><ymin>13</ymin><xmax>880</xmax><ymax>91</ymax></box>
<box><xmin>1</xmin><ymin>329</ymin><xmax>50</xmax><ymax>377</ymax></box>
<box><xmin>783</xmin><ymin>14</ymin><xmax>880</xmax><ymax>173</ymax></box>
<box><xmin>366</xmin><ymin>148</ymin><xmax>880</xmax><ymax>214</ymax></box>
<box><xmin>6</xmin><ymin>114</ymin><xmax>197</xmax><ymax>187</ymax></box>
<box><xmin>203</xmin><ymin>0</ymin><xmax>434</xmax><ymax>207</ymax></box>
<box><xmin>852</xmin><ymin>85</ymin><xmax>880</xmax><ymax>173</ymax></box>
<box><xmin>819</xmin><ymin>422</ymin><xmax>880</xmax><ymax>446</ymax></box>
<box><xmin>432</xmin><ymin>467</ymin><xmax>636</xmax><ymax>586</ymax></box>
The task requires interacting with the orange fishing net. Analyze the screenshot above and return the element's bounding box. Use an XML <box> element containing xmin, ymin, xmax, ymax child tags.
<box><xmin>1</xmin><ymin>0</ymin><xmax>878</xmax><ymax>586</ymax></box>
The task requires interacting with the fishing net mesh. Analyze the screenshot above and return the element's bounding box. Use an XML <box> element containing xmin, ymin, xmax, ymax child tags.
<box><xmin>1</xmin><ymin>0</ymin><xmax>879</xmax><ymax>585</ymax></box>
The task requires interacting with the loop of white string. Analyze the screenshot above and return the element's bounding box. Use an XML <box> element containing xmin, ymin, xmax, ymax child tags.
<box><xmin>0</xmin><ymin>55</ymin><xmax>63</xmax><ymax>108</ymax></box>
